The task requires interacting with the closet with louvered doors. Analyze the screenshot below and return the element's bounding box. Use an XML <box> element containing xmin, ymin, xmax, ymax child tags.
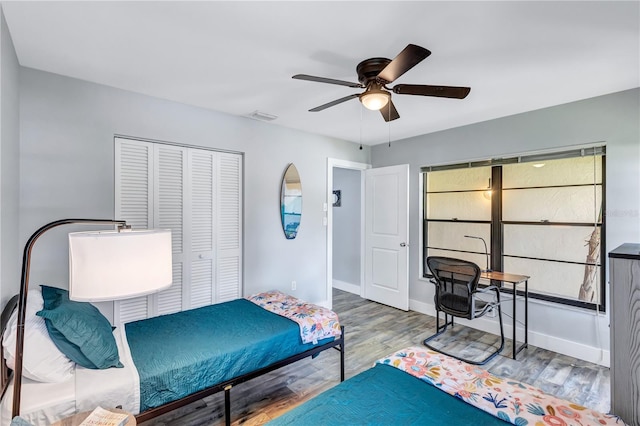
<box><xmin>114</xmin><ymin>137</ymin><xmax>243</xmax><ymax>323</ymax></box>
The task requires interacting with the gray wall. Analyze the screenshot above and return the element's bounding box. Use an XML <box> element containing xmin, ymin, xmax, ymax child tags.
<box><xmin>0</xmin><ymin>5</ymin><xmax>20</xmax><ymax>309</ymax></box>
<box><xmin>371</xmin><ymin>88</ymin><xmax>640</xmax><ymax>363</ymax></box>
<box><xmin>14</xmin><ymin>67</ymin><xmax>370</xmax><ymax>310</ymax></box>
<box><xmin>4</xmin><ymin>25</ymin><xmax>638</xmax><ymax>363</ymax></box>
<box><xmin>332</xmin><ymin>167</ymin><xmax>361</xmax><ymax>287</ymax></box>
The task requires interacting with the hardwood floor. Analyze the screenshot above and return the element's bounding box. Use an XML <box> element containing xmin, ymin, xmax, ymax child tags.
<box><xmin>140</xmin><ymin>289</ymin><xmax>610</xmax><ymax>425</ymax></box>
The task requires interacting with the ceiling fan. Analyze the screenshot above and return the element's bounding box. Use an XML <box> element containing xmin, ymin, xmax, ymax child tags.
<box><xmin>292</xmin><ymin>44</ymin><xmax>470</xmax><ymax>122</ymax></box>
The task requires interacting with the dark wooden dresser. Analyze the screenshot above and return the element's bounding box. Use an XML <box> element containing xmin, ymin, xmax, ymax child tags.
<box><xmin>609</xmin><ymin>243</ymin><xmax>640</xmax><ymax>426</ymax></box>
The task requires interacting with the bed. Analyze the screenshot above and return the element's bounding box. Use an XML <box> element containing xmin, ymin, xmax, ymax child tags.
<box><xmin>269</xmin><ymin>347</ymin><xmax>623</xmax><ymax>426</ymax></box>
<box><xmin>0</xmin><ymin>287</ymin><xmax>344</xmax><ymax>426</ymax></box>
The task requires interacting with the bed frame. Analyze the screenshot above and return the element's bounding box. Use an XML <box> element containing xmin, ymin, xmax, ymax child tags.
<box><xmin>0</xmin><ymin>295</ymin><xmax>345</xmax><ymax>426</ymax></box>
<box><xmin>0</xmin><ymin>295</ymin><xmax>18</xmax><ymax>403</ymax></box>
<box><xmin>136</xmin><ymin>325</ymin><xmax>344</xmax><ymax>425</ymax></box>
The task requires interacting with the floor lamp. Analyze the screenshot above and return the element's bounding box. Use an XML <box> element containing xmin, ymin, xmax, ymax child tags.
<box><xmin>11</xmin><ymin>218</ymin><xmax>172</xmax><ymax>418</ymax></box>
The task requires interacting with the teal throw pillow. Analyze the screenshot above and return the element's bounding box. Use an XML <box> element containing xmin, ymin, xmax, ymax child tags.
<box><xmin>36</xmin><ymin>285</ymin><xmax>122</xmax><ymax>370</ymax></box>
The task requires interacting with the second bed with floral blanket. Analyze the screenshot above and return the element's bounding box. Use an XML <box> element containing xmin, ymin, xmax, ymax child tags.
<box><xmin>269</xmin><ymin>347</ymin><xmax>622</xmax><ymax>426</ymax></box>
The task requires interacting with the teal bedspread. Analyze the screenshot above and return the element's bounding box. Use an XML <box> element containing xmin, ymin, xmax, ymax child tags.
<box><xmin>268</xmin><ymin>363</ymin><xmax>507</xmax><ymax>425</ymax></box>
<box><xmin>125</xmin><ymin>299</ymin><xmax>324</xmax><ymax>412</ymax></box>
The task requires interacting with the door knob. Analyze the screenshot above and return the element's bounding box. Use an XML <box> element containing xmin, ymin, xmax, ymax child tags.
<box><xmin>400</xmin><ymin>242</ymin><xmax>407</xmax><ymax>247</ymax></box>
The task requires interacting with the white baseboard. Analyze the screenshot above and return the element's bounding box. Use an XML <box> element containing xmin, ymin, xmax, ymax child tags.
<box><xmin>317</xmin><ymin>280</ymin><xmax>361</xmax><ymax>309</ymax></box>
<box><xmin>409</xmin><ymin>298</ymin><xmax>610</xmax><ymax>367</ymax></box>
<box><xmin>316</xmin><ymin>299</ymin><xmax>331</xmax><ymax>309</ymax></box>
<box><xmin>332</xmin><ymin>279</ymin><xmax>361</xmax><ymax>296</ymax></box>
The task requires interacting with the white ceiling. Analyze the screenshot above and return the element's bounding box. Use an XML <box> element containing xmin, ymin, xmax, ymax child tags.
<box><xmin>2</xmin><ymin>1</ymin><xmax>639</xmax><ymax>146</ymax></box>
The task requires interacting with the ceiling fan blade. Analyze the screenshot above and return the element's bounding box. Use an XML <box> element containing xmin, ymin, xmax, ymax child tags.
<box><xmin>309</xmin><ymin>94</ymin><xmax>360</xmax><ymax>112</ymax></box>
<box><xmin>377</xmin><ymin>44</ymin><xmax>431</xmax><ymax>84</ymax></box>
<box><xmin>380</xmin><ymin>100</ymin><xmax>400</xmax><ymax>122</ymax></box>
<box><xmin>393</xmin><ymin>84</ymin><xmax>471</xmax><ymax>99</ymax></box>
<box><xmin>292</xmin><ymin>74</ymin><xmax>362</xmax><ymax>88</ymax></box>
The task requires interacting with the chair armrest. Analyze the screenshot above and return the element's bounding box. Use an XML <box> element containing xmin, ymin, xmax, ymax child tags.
<box><xmin>475</xmin><ymin>285</ymin><xmax>500</xmax><ymax>294</ymax></box>
<box><xmin>474</xmin><ymin>286</ymin><xmax>502</xmax><ymax>304</ymax></box>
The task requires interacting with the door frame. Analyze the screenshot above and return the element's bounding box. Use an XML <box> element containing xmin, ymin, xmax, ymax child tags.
<box><xmin>326</xmin><ymin>158</ymin><xmax>371</xmax><ymax>309</ymax></box>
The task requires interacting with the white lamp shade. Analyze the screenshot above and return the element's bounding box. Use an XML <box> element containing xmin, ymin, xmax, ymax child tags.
<box><xmin>69</xmin><ymin>229</ymin><xmax>173</xmax><ymax>301</ymax></box>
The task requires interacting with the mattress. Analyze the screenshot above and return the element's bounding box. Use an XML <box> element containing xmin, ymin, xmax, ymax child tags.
<box><xmin>74</xmin><ymin>324</ymin><xmax>139</xmax><ymax>414</ymax></box>
<box><xmin>268</xmin><ymin>363</ymin><xmax>505</xmax><ymax>425</ymax></box>
<box><xmin>126</xmin><ymin>298</ymin><xmax>325</xmax><ymax>412</ymax></box>
<box><xmin>1</xmin><ymin>374</ymin><xmax>76</xmax><ymax>425</ymax></box>
<box><xmin>1</xmin><ymin>327</ymin><xmax>137</xmax><ymax>425</ymax></box>
<box><xmin>3</xmin><ymin>298</ymin><xmax>335</xmax><ymax>424</ymax></box>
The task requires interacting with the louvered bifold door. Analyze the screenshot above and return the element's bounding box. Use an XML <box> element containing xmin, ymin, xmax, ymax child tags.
<box><xmin>188</xmin><ymin>149</ymin><xmax>216</xmax><ymax>308</ymax></box>
<box><xmin>115</xmin><ymin>137</ymin><xmax>243</xmax><ymax>321</ymax></box>
<box><xmin>154</xmin><ymin>145</ymin><xmax>187</xmax><ymax>315</ymax></box>
<box><xmin>217</xmin><ymin>152</ymin><xmax>243</xmax><ymax>302</ymax></box>
<box><xmin>114</xmin><ymin>138</ymin><xmax>155</xmax><ymax>323</ymax></box>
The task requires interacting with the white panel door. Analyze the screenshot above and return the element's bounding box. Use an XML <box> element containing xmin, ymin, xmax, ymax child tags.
<box><xmin>364</xmin><ymin>164</ymin><xmax>409</xmax><ymax>311</ymax></box>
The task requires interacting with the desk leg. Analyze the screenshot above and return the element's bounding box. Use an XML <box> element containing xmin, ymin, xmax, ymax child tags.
<box><xmin>512</xmin><ymin>280</ymin><xmax>529</xmax><ymax>359</ymax></box>
<box><xmin>512</xmin><ymin>283</ymin><xmax>517</xmax><ymax>359</ymax></box>
<box><xmin>524</xmin><ymin>280</ymin><xmax>528</xmax><ymax>349</ymax></box>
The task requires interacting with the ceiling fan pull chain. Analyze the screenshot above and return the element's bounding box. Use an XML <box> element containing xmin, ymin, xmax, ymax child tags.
<box><xmin>359</xmin><ymin>103</ymin><xmax>363</xmax><ymax>150</ymax></box>
<box><xmin>388</xmin><ymin>103</ymin><xmax>392</xmax><ymax>147</ymax></box>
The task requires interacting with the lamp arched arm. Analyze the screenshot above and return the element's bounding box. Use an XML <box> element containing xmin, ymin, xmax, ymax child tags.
<box><xmin>12</xmin><ymin>218</ymin><xmax>127</xmax><ymax>418</ymax></box>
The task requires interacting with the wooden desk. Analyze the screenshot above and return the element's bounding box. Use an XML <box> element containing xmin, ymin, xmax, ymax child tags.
<box><xmin>481</xmin><ymin>270</ymin><xmax>529</xmax><ymax>360</ymax></box>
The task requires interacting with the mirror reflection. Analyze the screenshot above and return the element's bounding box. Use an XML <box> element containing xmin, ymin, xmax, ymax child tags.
<box><xmin>281</xmin><ymin>163</ymin><xmax>302</xmax><ymax>239</ymax></box>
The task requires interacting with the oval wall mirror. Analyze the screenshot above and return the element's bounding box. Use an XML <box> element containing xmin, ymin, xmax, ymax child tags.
<box><xmin>281</xmin><ymin>163</ymin><xmax>302</xmax><ymax>239</ymax></box>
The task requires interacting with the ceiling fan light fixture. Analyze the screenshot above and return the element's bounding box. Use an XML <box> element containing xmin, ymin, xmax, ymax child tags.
<box><xmin>295</xmin><ymin>44</ymin><xmax>469</xmax><ymax>120</ymax></box>
<box><xmin>359</xmin><ymin>88</ymin><xmax>390</xmax><ymax>111</ymax></box>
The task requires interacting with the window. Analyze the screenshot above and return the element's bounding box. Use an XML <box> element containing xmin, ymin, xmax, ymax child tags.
<box><xmin>424</xmin><ymin>166</ymin><xmax>492</xmax><ymax>268</ymax></box>
<box><xmin>423</xmin><ymin>147</ymin><xmax>605</xmax><ymax>310</ymax></box>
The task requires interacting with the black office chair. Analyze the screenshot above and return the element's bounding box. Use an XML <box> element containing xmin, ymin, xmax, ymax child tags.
<box><xmin>424</xmin><ymin>256</ymin><xmax>504</xmax><ymax>365</ymax></box>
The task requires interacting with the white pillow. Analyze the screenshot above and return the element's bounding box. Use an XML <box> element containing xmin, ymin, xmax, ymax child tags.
<box><xmin>3</xmin><ymin>288</ymin><xmax>74</xmax><ymax>383</ymax></box>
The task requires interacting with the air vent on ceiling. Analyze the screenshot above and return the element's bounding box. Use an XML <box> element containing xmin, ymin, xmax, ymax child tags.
<box><xmin>248</xmin><ymin>110</ymin><xmax>278</xmax><ymax>122</ymax></box>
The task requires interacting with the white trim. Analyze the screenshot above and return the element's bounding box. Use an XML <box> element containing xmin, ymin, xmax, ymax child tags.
<box><xmin>332</xmin><ymin>279</ymin><xmax>360</xmax><ymax>295</ymax></box>
<box><xmin>326</xmin><ymin>158</ymin><xmax>371</xmax><ymax>310</ymax></box>
<box><xmin>418</xmin><ymin>171</ymin><xmax>425</xmax><ymax>280</ymax></box>
<box><xmin>409</xmin><ymin>298</ymin><xmax>610</xmax><ymax>367</ymax></box>
<box><xmin>419</xmin><ymin>141</ymin><xmax>606</xmax><ymax>170</ymax></box>
<box><xmin>315</xmin><ymin>299</ymin><xmax>331</xmax><ymax>309</ymax></box>
<box><xmin>358</xmin><ymin>170</ymin><xmax>366</xmax><ymax>299</ymax></box>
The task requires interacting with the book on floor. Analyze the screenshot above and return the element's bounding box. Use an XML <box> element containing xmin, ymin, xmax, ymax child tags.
<box><xmin>78</xmin><ymin>406</ymin><xmax>129</xmax><ymax>426</ymax></box>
